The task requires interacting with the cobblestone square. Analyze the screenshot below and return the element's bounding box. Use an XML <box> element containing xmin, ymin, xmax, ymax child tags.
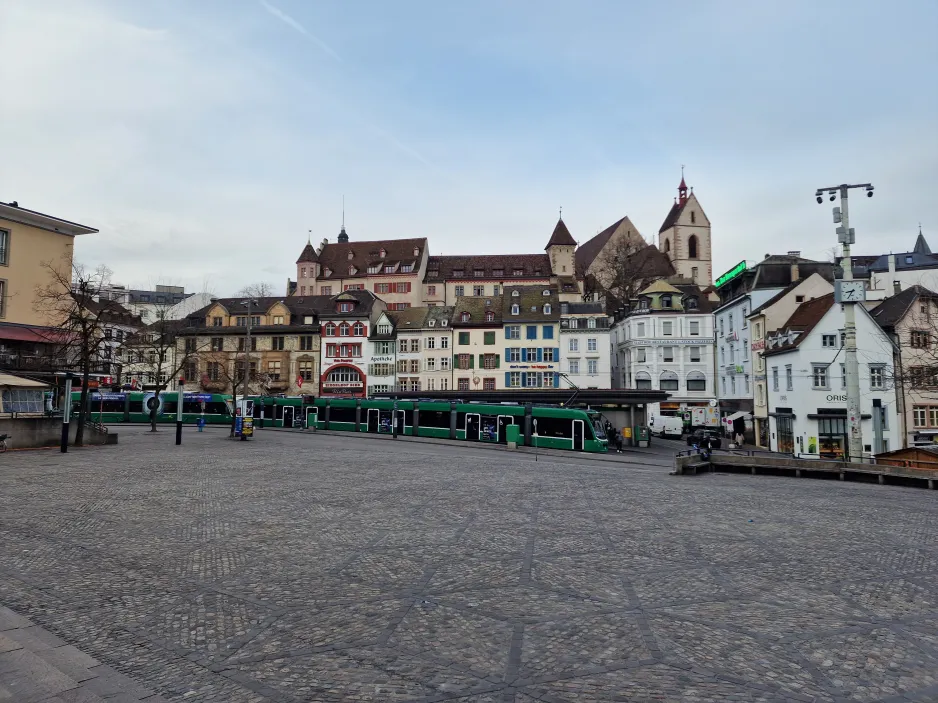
<box><xmin>1</xmin><ymin>428</ymin><xmax>937</xmax><ymax>702</ymax></box>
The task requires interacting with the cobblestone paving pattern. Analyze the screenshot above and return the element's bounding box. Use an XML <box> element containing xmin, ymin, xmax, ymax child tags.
<box><xmin>1</xmin><ymin>427</ymin><xmax>937</xmax><ymax>702</ymax></box>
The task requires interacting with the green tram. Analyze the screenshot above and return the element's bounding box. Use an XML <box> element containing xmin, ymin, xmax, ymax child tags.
<box><xmin>71</xmin><ymin>391</ymin><xmax>233</xmax><ymax>424</ymax></box>
<box><xmin>301</xmin><ymin>397</ymin><xmax>608</xmax><ymax>452</ymax></box>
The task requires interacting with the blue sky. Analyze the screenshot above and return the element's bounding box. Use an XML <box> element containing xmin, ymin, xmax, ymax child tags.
<box><xmin>0</xmin><ymin>0</ymin><xmax>935</xmax><ymax>295</ymax></box>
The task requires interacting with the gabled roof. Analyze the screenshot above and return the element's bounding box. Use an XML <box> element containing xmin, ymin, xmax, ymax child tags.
<box><xmin>425</xmin><ymin>254</ymin><xmax>552</xmax><ymax>282</ymax></box>
<box><xmin>299</xmin><ymin>237</ymin><xmax>426</xmax><ymax>280</ymax></box>
<box><xmin>502</xmin><ymin>285</ymin><xmax>560</xmax><ymax>322</ymax></box>
<box><xmin>870</xmin><ymin>285</ymin><xmax>938</xmax><ymax>330</ymax></box>
<box><xmin>452</xmin><ymin>295</ymin><xmax>504</xmax><ymax>327</ymax></box>
<box><xmin>545</xmin><ymin>218</ymin><xmax>577</xmax><ymax>248</ymax></box>
<box><xmin>388</xmin><ymin>306</ymin><xmax>430</xmax><ymax>330</ymax></box>
<box><xmin>574</xmin><ymin>216</ymin><xmax>628</xmax><ymax>271</ymax></box>
<box><xmin>747</xmin><ymin>273</ymin><xmax>831</xmax><ymax>316</ymax></box>
<box><xmin>658</xmin><ymin>200</ymin><xmax>687</xmax><ymax>234</ymax></box>
<box><xmin>82</xmin><ymin>299</ymin><xmax>141</xmax><ymax>326</ymax></box>
<box><xmin>763</xmin><ymin>294</ymin><xmax>834</xmax><ymax>356</ymax></box>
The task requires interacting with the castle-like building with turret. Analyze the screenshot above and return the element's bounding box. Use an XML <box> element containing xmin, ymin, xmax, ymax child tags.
<box><xmin>288</xmin><ymin>175</ymin><xmax>713</xmax><ymax>309</ymax></box>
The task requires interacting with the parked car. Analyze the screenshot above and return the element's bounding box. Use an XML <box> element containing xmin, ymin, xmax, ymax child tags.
<box><xmin>686</xmin><ymin>429</ymin><xmax>722</xmax><ymax>449</ymax></box>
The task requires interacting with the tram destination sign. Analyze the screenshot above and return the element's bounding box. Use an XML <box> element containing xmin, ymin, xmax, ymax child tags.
<box><xmin>715</xmin><ymin>260</ymin><xmax>747</xmax><ymax>288</ymax></box>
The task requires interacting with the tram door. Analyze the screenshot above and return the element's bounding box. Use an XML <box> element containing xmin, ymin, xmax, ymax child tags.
<box><xmin>367</xmin><ymin>408</ymin><xmax>379</xmax><ymax>432</ymax></box>
<box><xmin>480</xmin><ymin>415</ymin><xmax>498</xmax><ymax>442</ymax></box>
<box><xmin>283</xmin><ymin>406</ymin><xmax>294</xmax><ymax>428</ymax></box>
<box><xmin>394</xmin><ymin>410</ymin><xmax>406</xmax><ymax>435</ymax></box>
<box><xmin>496</xmin><ymin>415</ymin><xmax>514</xmax><ymax>444</ymax></box>
<box><xmin>572</xmin><ymin>420</ymin><xmax>585</xmax><ymax>451</ymax></box>
<box><xmin>466</xmin><ymin>413</ymin><xmax>480</xmax><ymax>440</ymax></box>
<box><xmin>305</xmin><ymin>408</ymin><xmax>318</xmax><ymax>428</ymax></box>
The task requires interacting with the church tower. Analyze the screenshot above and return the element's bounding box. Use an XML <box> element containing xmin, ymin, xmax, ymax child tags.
<box><xmin>658</xmin><ymin>173</ymin><xmax>712</xmax><ymax>286</ymax></box>
<box><xmin>545</xmin><ymin>216</ymin><xmax>576</xmax><ymax>277</ymax></box>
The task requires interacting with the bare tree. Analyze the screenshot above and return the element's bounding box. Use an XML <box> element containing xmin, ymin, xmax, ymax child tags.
<box><xmin>585</xmin><ymin>238</ymin><xmax>675</xmax><ymax>311</ymax></box>
<box><xmin>34</xmin><ymin>262</ymin><xmax>116</xmax><ymax>446</ymax></box>
<box><xmin>200</xmin><ymin>350</ymin><xmax>270</xmax><ymax>436</ymax></box>
<box><xmin>236</xmin><ymin>282</ymin><xmax>274</xmax><ymax>298</ymax></box>
<box><xmin>125</xmin><ymin>305</ymin><xmax>213</xmax><ymax>432</ymax></box>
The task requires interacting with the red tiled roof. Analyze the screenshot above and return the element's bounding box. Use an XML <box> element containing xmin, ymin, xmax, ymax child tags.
<box><xmin>659</xmin><ymin>199</ymin><xmax>688</xmax><ymax>234</ymax></box>
<box><xmin>298</xmin><ymin>237</ymin><xmax>427</xmax><ymax>279</ymax></box>
<box><xmin>296</xmin><ymin>242</ymin><xmax>318</xmax><ymax>263</ymax></box>
<box><xmin>425</xmin><ymin>254</ymin><xmax>552</xmax><ymax>282</ymax></box>
<box><xmin>545</xmin><ymin>218</ymin><xmax>576</xmax><ymax>248</ymax></box>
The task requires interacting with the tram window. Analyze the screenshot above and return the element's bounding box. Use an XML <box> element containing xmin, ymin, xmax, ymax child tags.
<box><xmin>163</xmin><ymin>401</ymin><xmax>177</xmax><ymax>414</ymax></box>
<box><xmin>128</xmin><ymin>400</ymin><xmax>143</xmax><ymax>412</ymax></box>
<box><xmin>455</xmin><ymin>412</ymin><xmax>467</xmax><ymax>429</ymax></box>
<box><xmin>533</xmin><ymin>416</ymin><xmax>573</xmax><ymax>438</ymax></box>
<box><xmin>275</xmin><ymin>404</ymin><xmax>284</xmax><ymax>420</ymax></box>
<box><xmin>263</xmin><ymin>404</ymin><xmax>275</xmax><ymax>419</ymax></box>
<box><xmin>420</xmin><ymin>410</ymin><xmax>450</xmax><ymax>428</ymax></box>
<box><xmin>204</xmin><ymin>402</ymin><xmax>229</xmax><ymax>415</ymax></box>
<box><xmin>402</xmin><ymin>410</ymin><xmax>414</xmax><ymax>426</ymax></box>
<box><xmin>329</xmin><ymin>406</ymin><xmax>357</xmax><ymax>423</ymax></box>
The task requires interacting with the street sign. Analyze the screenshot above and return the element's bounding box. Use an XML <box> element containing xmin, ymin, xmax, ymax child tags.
<box><xmin>297</xmin><ymin>375</ymin><xmax>303</xmax><ymax>388</ymax></box>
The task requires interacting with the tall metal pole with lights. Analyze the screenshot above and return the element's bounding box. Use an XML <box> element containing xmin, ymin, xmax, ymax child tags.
<box><xmin>815</xmin><ymin>182</ymin><xmax>874</xmax><ymax>462</ymax></box>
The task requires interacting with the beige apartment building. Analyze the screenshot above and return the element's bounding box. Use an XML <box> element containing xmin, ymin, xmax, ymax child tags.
<box><xmin>870</xmin><ymin>285</ymin><xmax>938</xmax><ymax>448</ymax></box>
<box><xmin>0</xmin><ymin>200</ymin><xmax>98</xmax><ymax>327</ymax></box>
<box><xmin>747</xmin><ymin>273</ymin><xmax>834</xmax><ymax>446</ymax></box>
<box><xmin>176</xmin><ymin>296</ymin><xmax>323</xmax><ymax>396</ymax></box>
<box><xmin>390</xmin><ymin>306</ymin><xmax>455</xmax><ymax>391</ymax></box>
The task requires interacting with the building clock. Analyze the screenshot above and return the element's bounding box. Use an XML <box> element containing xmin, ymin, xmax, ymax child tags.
<box><xmin>835</xmin><ymin>280</ymin><xmax>866</xmax><ymax>303</ymax></box>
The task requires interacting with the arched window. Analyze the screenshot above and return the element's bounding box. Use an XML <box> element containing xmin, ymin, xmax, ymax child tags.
<box><xmin>663</xmin><ymin>238</ymin><xmax>671</xmax><ymax>254</ymax></box>
<box><xmin>635</xmin><ymin>371</ymin><xmax>652</xmax><ymax>389</ymax></box>
<box><xmin>327</xmin><ymin>366</ymin><xmax>361</xmax><ymax>383</ymax></box>
<box><xmin>324</xmin><ymin>322</ymin><xmax>336</xmax><ymax>336</ymax></box>
<box><xmin>543</xmin><ymin>304</ymin><xmax>551</xmax><ymax>314</ymax></box>
<box><xmin>339</xmin><ymin>322</ymin><xmax>350</xmax><ymax>336</ymax></box>
<box><xmin>353</xmin><ymin>322</ymin><xmax>365</xmax><ymax>336</ymax></box>
<box><xmin>380</xmin><ymin>248</ymin><xmax>386</xmax><ymax>258</ymax></box>
<box><xmin>660</xmin><ymin>370</ymin><xmax>679</xmax><ymax>391</ymax></box>
<box><xmin>485</xmin><ymin>311</ymin><xmax>495</xmax><ymax>322</ymax></box>
<box><xmin>687</xmin><ymin>371</ymin><xmax>706</xmax><ymax>392</ymax></box>
<box><xmin>685</xmin><ymin>297</ymin><xmax>699</xmax><ymax>310</ymax></box>
<box><xmin>460</xmin><ymin>312</ymin><xmax>470</xmax><ymax>322</ymax></box>
<box><xmin>511</xmin><ymin>304</ymin><xmax>520</xmax><ymax>315</ymax></box>
<box><xmin>511</xmin><ymin>290</ymin><xmax>520</xmax><ymax>297</ymax></box>
<box><xmin>661</xmin><ymin>296</ymin><xmax>672</xmax><ymax>309</ymax></box>
<box><xmin>688</xmin><ymin>235</ymin><xmax>698</xmax><ymax>259</ymax></box>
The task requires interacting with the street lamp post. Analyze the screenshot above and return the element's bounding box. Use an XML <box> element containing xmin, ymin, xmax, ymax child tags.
<box><xmin>815</xmin><ymin>182</ymin><xmax>874</xmax><ymax>462</ymax></box>
<box><xmin>235</xmin><ymin>299</ymin><xmax>257</xmax><ymax>436</ymax></box>
<box><xmin>176</xmin><ymin>376</ymin><xmax>184</xmax><ymax>445</ymax></box>
<box><xmin>60</xmin><ymin>372</ymin><xmax>73</xmax><ymax>453</ymax></box>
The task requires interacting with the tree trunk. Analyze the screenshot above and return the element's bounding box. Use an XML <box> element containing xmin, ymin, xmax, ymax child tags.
<box><xmin>75</xmin><ymin>364</ymin><xmax>91</xmax><ymax>447</ymax></box>
<box><xmin>230</xmin><ymin>378</ymin><xmax>239</xmax><ymax>437</ymax></box>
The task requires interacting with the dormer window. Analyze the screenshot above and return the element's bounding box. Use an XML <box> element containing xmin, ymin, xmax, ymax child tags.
<box><xmin>413</xmin><ymin>247</ymin><xmax>419</xmax><ymax>257</ymax></box>
<box><xmin>686</xmin><ymin>297</ymin><xmax>698</xmax><ymax>310</ymax></box>
<box><xmin>347</xmin><ymin>251</ymin><xmax>354</xmax><ymax>260</ymax></box>
<box><xmin>367</xmin><ymin>264</ymin><xmax>380</xmax><ymax>274</ymax></box>
<box><xmin>513</xmin><ymin>268</ymin><xmax>524</xmax><ymax>276</ymax></box>
<box><xmin>338</xmin><ymin>302</ymin><xmax>354</xmax><ymax>313</ymax></box>
<box><xmin>460</xmin><ymin>312</ymin><xmax>470</xmax><ymax>322</ymax></box>
<box><xmin>428</xmin><ymin>319</ymin><xmax>436</xmax><ymax>327</ymax></box>
<box><xmin>511</xmin><ymin>290</ymin><xmax>520</xmax><ymax>297</ymax></box>
<box><xmin>485</xmin><ymin>311</ymin><xmax>495</xmax><ymax>322</ymax></box>
<box><xmin>349</xmin><ymin>266</ymin><xmax>357</xmax><ymax>275</ymax></box>
<box><xmin>661</xmin><ymin>295</ymin><xmax>672</xmax><ymax>308</ymax></box>
<box><xmin>543</xmin><ymin>304</ymin><xmax>551</xmax><ymax>314</ymax></box>
<box><xmin>474</xmin><ymin>268</ymin><xmax>484</xmax><ymax>277</ymax></box>
<box><xmin>380</xmin><ymin>248</ymin><xmax>386</xmax><ymax>258</ymax></box>
<box><xmin>453</xmin><ymin>269</ymin><xmax>465</xmax><ymax>278</ymax></box>
<box><xmin>428</xmin><ymin>268</ymin><xmax>439</xmax><ymax>277</ymax></box>
<box><xmin>324</xmin><ymin>268</ymin><xmax>332</xmax><ymax>277</ymax></box>
<box><xmin>511</xmin><ymin>304</ymin><xmax>520</xmax><ymax>315</ymax></box>
<box><xmin>400</xmin><ymin>264</ymin><xmax>413</xmax><ymax>273</ymax></box>
<box><xmin>441</xmin><ymin>319</ymin><xmax>448</xmax><ymax>327</ymax></box>
<box><xmin>542</xmin><ymin>289</ymin><xmax>550</xmax><ymax>296</ymax></box>
<box><xmin>493</xmin><ymin>268</ymin><xmax>504</xmax><ymax>277</ymax></box>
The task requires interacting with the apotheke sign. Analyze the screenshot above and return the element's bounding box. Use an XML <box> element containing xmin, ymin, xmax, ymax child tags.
<box><xmin>371</xmin><ymin>356</ymin><xmax>394</xmax><ymax>362</ymax></box>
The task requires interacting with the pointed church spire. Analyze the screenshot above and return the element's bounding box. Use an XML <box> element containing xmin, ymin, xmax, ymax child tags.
<box><xmin>337</xmin><ymin>195</ymin><xmax>349</xmax><ymax>243</ymax></box>
<box><xmin>545</xmin><ymin>215</ymin><xmax>577</xmax><ymax>249</ymax></box>
<box><xmin>913</xmin><ymin>225</ymin><xmax>931</xmax><ymax>255</ymax></box>
<box><xmin>678</xmin><ymin>165</ymin><xmax>688</xmax><ymax>204</ymax></box>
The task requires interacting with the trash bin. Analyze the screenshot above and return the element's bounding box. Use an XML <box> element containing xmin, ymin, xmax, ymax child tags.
<box><xmin>634</xmin><ymin>426</ymin><xmax>650</xmax><ymax>448</ymax></box>
<box><xmin>197</xmin><ymin>417</ymin><xmax>206</xmax><ymax>432</ymax></box>
<box><xmin>505</xmin><ymin>424</ymin><xmax>520</xmax><ymax>449</ymax></box>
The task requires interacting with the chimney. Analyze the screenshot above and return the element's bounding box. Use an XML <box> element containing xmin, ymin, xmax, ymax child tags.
<box><xmin>894</xmin><ymin>281</ymin><xmax>902</xmax><ymax>295</ymax></box>
<box><xmin>317</xmin><ymin>238</ymin><xmax>328</xmax><ymax>255</ymax></box>
<box><xmin>888</xmin><ymin>253</ymin><xmax>896</xmax><ymax>278</ymax></box>
<box><xmin>791</xmin><ymin>262</ymin><xmax>800</xmax><ymax>282</ymax></box>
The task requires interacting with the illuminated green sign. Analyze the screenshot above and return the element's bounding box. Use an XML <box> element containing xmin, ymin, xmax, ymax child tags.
<box><xmin>715</xmin><ymin>260</ymin><xmax>747</xmax><ymax>288</ymax></box>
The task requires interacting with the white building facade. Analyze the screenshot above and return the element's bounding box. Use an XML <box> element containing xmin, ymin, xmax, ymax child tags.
<box><xmin>559</xmin><ymin>302</ymin><xmax>611</xmax><ymax>389</ymax></box>
<box><xmin>613</xmin><ymin>281</ymin><xmax>716</xmax><ymax>418</ymax></box>
<box><xmin>764</xmin><ymin>295</ymin><xmax>898</xmax><ymax>459</ymax></box>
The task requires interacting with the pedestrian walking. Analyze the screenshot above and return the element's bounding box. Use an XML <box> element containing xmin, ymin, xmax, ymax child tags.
<box><xmin>614</xmin><ymin>430</ymin><xmax>623</xmax><ymax>453</ymax></box>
